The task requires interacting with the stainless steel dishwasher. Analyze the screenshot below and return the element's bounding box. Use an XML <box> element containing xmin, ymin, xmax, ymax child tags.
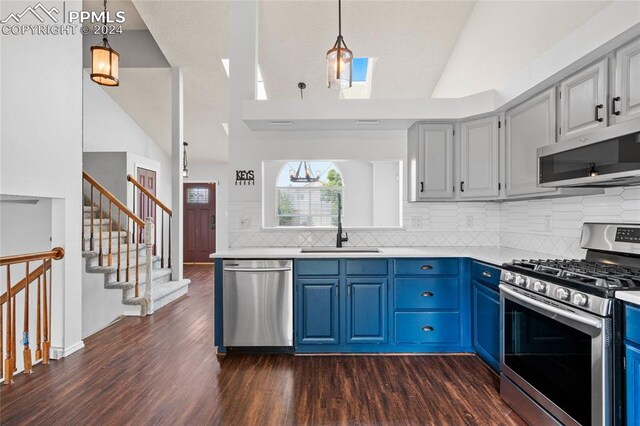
<box><xmin>223</xmin><ymin>259</ymin><xmax>293</xmax><ymax>347</ymax></box>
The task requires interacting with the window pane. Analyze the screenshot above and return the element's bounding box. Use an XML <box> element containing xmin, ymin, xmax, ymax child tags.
<box><xmin>277</xmin><ymin>187</ymin><xmax>343</xmax><ymax>227</ymax></box>
<box><xmin>187</xmin><ymin>188</ymin><xmax>209</xmax><ymax>204</ymax></box>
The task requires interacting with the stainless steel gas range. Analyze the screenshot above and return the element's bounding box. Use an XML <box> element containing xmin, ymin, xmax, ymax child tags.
<box><xmin>499</xmin><ymin>223</ymin><xmax>640</xmax><ymax>426</ymax></box>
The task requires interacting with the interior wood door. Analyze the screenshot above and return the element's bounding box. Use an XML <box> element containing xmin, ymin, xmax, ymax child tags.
<box><xmin>614</xmin><ymin>37</ymin><xmax>640</xmax><ymax>124</ymax></box>
<box><xmin>136</xmin><ymin>167</ymin><xmax>157</xmax><ymax>222</ymax></box>
<box><xmin>558</xmin><ymin>59</ymin><xmax>607</xmax><ymax>140</ymax></box>
<box><xmin>459</xmin><ymin>116</ymin><xmax>500</xmax><ymax>199</ymax></box>
<box><xmin>184</xmin><ymin>183</ymin><xmax>216</xmax><ymax>262</ymax></box>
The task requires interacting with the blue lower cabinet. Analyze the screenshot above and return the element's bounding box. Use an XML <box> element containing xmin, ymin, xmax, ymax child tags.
<box><xmin>297</xmin><ymin>278</ymin><xmax>340</xmax><ymax>345</ymax></box>
<box><xmin>472</xmin><ymin>281</ymin><xmax>500</xmax><ymax>371</ymax></box>
<box><xmin>395</xmin><ymin>312</ymin><xmax>460</xmax><ymax>344</ymax></box>
<box><xmin>626</xmin><ymin>343</ymin><xmax>640</xmax><ymax>425</ymax></box>
<box><xmin>346</xmin><ymin>278</ymin><xmax>387</xmax><ymax>344</ymax></box>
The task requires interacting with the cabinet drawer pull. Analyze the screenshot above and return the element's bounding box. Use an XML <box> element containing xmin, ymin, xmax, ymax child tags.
<box><xmin>421</xmin><ymin>291</ymin><xmax>434</xmax><ymax>297</ymax></box>
<box><xmin>482</xmin><ymin>271</ymin><xmax>492</xmax><ymax>278</ymax></box>
<box><xmin>420</xmin><ymin>265</ymin><xmax>433</xmax><ymax>270</ymax></box>
<box><xmin>612</xmin><ymin>96</ymin><xmax>621</xmax><ymax>116</ymax></box>
<box><xmin>421</xmin><ymin>326</ymin><xmax>434</xmax><ymax>332</ymax></box>
<box><xmin>594</xmin><ymin>104</ymin><xmax>604</xmax><ymax>122</ymax></box>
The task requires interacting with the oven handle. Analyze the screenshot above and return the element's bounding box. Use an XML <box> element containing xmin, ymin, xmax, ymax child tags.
<box><xmin>500</xmin><ymin>284</ymin><xmax>602</xmax><ymax>330</ymax></box>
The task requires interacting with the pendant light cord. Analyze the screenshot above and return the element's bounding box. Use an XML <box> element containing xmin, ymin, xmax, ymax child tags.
<box><xmin>102</xmin><ymin>0</ymin><xmax>108</xmax><ymax>46</ymax></box>
<box><xmin>338</xmin><ymin>0</ymin><xmax>342</xmax><ymax>37</ymax></box>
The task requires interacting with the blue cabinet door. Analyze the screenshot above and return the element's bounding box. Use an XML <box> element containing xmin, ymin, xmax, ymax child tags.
<box><xmin>346</xmin><ymin>278</ymin><xmax>387</xmax><ymax>344</ymax></box>
<box><xmin>297</xmin><ymin>278</ymin><xmax>340</xmax><ymax>345</ymax></box>
<box><xmin>627</xmin><ymin>343</ymin><xmax>640</xmax><ymax>426</ymax></box>
<box><xmin>473</xmin><ymin>281</ymin><xmax>500</xmax><ymax>371</ymax></box>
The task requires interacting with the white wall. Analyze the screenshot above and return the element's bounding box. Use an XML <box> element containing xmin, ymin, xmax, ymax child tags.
<box><xmin>432</xmin><ymin>1</ymin><xmax>611</xmax><ymax>98</ymax></box>
<box><xmin>0</xmin><ymin>0</ymin><xmax>84</xmax><ymax>357</ymax></box>
<box><xmin>83</xmin><ymin>72</ymin><xmax>171</xmax><ymax>208</ymax></box>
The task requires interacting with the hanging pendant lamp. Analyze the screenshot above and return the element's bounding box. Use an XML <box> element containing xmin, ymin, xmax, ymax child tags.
<box><xmin>182</xmin><ymin>142</ymin><xmax>189</xmax><ymax>178</ymax></box>
<box><xmin>326</xmin><ymin>0</ymin><xmax>352</xmax><ymax>89</ymax></box>
<box><xmin>90</xmin><ymin>0</ymin><xmax>120</xmax><ymax>87</ymax></box>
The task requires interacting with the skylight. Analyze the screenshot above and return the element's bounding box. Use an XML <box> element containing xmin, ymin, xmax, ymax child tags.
<box><xmin>221</xmin><ymin>58</ymin><xmax>267</xmax><ymax>100</ymax></box>
<box><xmin>352</xmin><ymin>58</ymin><xmax>368</xmax><ymax>83</ymax></box>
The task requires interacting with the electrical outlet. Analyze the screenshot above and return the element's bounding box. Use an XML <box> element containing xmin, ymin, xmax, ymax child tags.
<box><xmin>544</xmin><ymin>216</ymin><xmax>552</xmax><ymax>232</ymax></box>
<box><xmin>411</xmin><ymin>216</ymin><xmax>424</xmax><ymax>228</ymax></box>
<box><xmin>240</xmin><ymin>217</ymin><xmax>252</xmax><ymax>228</ymax></box>
<box><xmin>466</xmin><ymin>216</ymin><xmax>473</xmax><ymax>227</ymax></box>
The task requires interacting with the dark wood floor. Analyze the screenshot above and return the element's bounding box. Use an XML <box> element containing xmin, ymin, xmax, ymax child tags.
<box><xmin>1</xmin><ymin>264</ymin><xmax>525</xmax><ymax>426</ymax></box>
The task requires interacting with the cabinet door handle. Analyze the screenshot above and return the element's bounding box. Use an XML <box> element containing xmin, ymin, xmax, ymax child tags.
<box><xmin>595</xmin><ymin>104</ymin><xmax>604</xmax><ymax>122</ymax></box>
<box><xmin>421</xmin><ymin>326</ymin><xmax>434</xmax><ymax>332</ymax></box>
<box><xmin>421</xmin><ymin>291</ymin><xmax>434</xmax><ymax>297</ymax></box>
<box><xmin>420</xmin><ymin>182</ymin><xmax>424</xmax><ymax>193</ymax></box>
<box><xmin>347</xmin><ymin>285</ymin><xmax>351</xmax><ymax>297</ymax></box>
<box><xmin>335</xmin><ymin>286</ymin><xmax>339</xmax><ymax>298</ymax></box>
<box><xmin>460</xmin><ymin>181</ymin><xmax>465</xmax><ymax>192</ymax></box>
<box><xmin>420</xmin><ymin>265</ymin><xmax>433</xmax><ymax>270</ymax></box>
<box><xmin>482</xmin><ymin>271</ymin><xmax>492</xmax><ymax>278</ymax></box>
<box><xmin>612</xmin><ymin>96</ymin><xmax>621</xmax><ymax>116</ymax></box>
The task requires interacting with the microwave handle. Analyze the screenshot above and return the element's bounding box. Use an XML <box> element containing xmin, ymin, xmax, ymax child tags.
<box><xmin>500</xmin><ymin>284</ymin><xmax>602</xmax><ymax>330</ymax></box>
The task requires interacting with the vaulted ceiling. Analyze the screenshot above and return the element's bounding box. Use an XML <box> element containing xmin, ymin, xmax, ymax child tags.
<box><xmin>92</xmin><ymin>0</ymin><xmax>613</xmax><ymax>164</ymax></box>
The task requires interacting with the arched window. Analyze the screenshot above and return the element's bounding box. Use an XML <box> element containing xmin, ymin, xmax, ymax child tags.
<box><xmin>276</xmin><ymin>161</ymin><xmax>344</xmax><ymax>227</ymax></box>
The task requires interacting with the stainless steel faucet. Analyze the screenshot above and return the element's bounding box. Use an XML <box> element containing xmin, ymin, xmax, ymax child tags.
<box><xmin>336</xmin><ymin>192</ymin><xmax>348</xmax><ymax>248</ymax></box>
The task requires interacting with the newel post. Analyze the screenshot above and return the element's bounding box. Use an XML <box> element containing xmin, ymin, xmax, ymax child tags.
<box><xmin>144</xmin><ymin>217</ymin><xmax>155</xmax><ymax>315</ymax></box>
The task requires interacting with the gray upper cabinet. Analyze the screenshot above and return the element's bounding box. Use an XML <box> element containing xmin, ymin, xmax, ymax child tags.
<box><xmin>505</xmin><ymin>87</ymin><xmax>557</xmax><ymax>197</ymax></box>
<box><xmin>558</xmin><ymin>59</ymin><xmax>608</xmax><ymax>140</ymax></box>
<box><xmin>408</xmin><ymin>123</ymin><xmax>454</xmax><ymax>201</ymax></box>
<box><xmin>613</xmin><ymin>37</ymin><xmax>640</xmax><ymax>124</ymax></box>
<box><xmin>459</xmin><ymin>116</ymin><xmax>500</xmax><ymax>199</ymax></box>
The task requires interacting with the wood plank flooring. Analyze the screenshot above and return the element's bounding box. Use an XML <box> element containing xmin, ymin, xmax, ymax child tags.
<box><xmin>0</xmin><ymin>264</ymin><xmax>525</xmax><ymax>426</ymax></box>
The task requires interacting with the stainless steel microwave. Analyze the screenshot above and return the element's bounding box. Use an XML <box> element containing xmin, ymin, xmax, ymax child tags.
<box><xmin>538</xmin><ymin>120</ymin><xmax>640</xmax><ymax>188</ymax></box>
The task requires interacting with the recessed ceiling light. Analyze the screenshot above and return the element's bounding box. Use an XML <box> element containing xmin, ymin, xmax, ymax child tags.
<box><xmin>269</xmin><ymin>121</ymin><xmax>293</xmax><ymax>126</ymax></box>
<box><xmin>356</xmin><ymin>120</ymin><xmax>380</xmax><ymax>125</ymax></box>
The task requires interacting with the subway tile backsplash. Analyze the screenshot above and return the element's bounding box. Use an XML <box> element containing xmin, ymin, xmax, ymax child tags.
<box><xmin>227</xmin><ymin>187</ymin><xmax>640</xmax><ymax>259</ymax></box>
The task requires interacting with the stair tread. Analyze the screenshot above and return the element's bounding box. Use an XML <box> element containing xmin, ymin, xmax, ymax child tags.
<box><xmin>122</xmin><ymin>279</ymin><xmax>189</xmax><ymax>305</ymax></box>
<box><xmin>86</xmin><ymin>257</ymin><xmax>162</xmax><ymax>274</ymax></box>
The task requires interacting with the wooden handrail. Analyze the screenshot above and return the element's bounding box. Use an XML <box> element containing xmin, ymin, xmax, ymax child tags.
<box><xmin>0</xmin><ymin>248</ymin><xmax>63</xmax><ymax>267</ymax></box>
<box><xmin>127</xmin><ymin>174</ymin><xmax>172</xmax><ymax>216</ymax></box>
<box><xmin>0</xmin><ymin>260</ymin><xmax>51</xmax><ymax>305</ymax></box>
<box><xmin>83</xmin><ymin>171</ymin><xmax>144</xmax><ymax>227</ymax></box>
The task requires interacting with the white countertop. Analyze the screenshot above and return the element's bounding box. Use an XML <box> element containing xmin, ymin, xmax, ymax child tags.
<box><xmin>616</xmin><ymin>291</ymin><xmax>640</xmax><ymax>306</ymax></box>
<box><xmin>211</xmin><ymin>246</ymin><xmax>563</xmax><ymax>266</ymax></box>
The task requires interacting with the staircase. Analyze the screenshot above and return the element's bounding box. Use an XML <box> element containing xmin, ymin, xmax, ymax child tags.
<box><xmin>82</xmin><ymin>172</ymin><xmax>189</xmax><ymax>318</ymax></box>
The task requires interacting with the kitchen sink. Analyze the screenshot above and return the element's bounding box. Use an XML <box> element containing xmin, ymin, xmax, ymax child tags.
<box><xmin>299</xmin><ymin>247</ymin><xmax>381</xmax><ymax>253</ymax></box>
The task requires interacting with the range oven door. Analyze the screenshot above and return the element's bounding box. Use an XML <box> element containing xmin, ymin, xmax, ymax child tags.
<box><xmin>500</xmin><ymin>284</ymin><xmax>611</xmax><ymax>426</ymax></box>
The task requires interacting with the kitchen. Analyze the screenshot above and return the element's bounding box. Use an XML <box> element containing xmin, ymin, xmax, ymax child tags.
<box><xmin>0</xmin><ymin>0</ymin><xmax>639</xmax><ymax>425</ymax></box>
<box><xmin>212</xmin><ymin>2</ymin><xmax>640</xmax><ymax>425</ymax></box>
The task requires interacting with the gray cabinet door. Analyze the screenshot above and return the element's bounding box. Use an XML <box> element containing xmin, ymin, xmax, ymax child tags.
<box><xmin>614</xmin><ymin>37</ymin><xmax>640</xmax><ymax>124</ymax></box>
<box><xmin>505</xmin><ymin>88</ymin><xmax>557</xmax><ymax>197</ymax></box>
<box><xmin>559</xmin><ymin>59</ymin><xmax>607</xmax><ymax>140</ymax></box>
<box><xmin>417</xmin><ymin>123</ymin><xmax>454</xmax><ymax>200</ymax></box>
<box><xmin>459</xmin><ymin>116</ymin><xmax>499</xmax><ymax>199</ymax></box>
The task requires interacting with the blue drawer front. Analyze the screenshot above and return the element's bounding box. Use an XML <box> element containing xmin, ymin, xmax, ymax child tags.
<box><xmin>471</xmin><ymin>261</ymin><xmax>500</xmax><ymax>290</ymax></box>
<box><xmin>394</xmin><ymin>258</ymin><xmax>459</xmax><ymax>276</ymax></box>
<box><xmin>295</xmin><ymin>259</ymin><xmax>340</xmax><ymax>276</ymax></box>
<box><xmin>345</xmin><ymin>259</ymin><xmax>388</xmax><ymax>276</ymax></box>
<box><xmin>395</xmin><ymin>312</ymin><xmax>460</xmax><ymax>344</ymax></box>
<box><xmin>394</xmin><ymin>278</ymin><xmax>459</xmax><ymax>310</ymax></box>
<box><xmin>626</xmin><ymin>304</ymin><xmax>640</xmax><ymax>344</ymax></box>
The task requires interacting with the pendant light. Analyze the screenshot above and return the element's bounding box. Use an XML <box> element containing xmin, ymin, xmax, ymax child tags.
<box><xmin>289</xmin><ymin>161</ymin><xmax>320</xmax><ymax>183</ymax></box>
<box><xmin>90</xmin><ymin>0</ymin><xmax>120</xmax><ymax>87</ymax></box>
<box><xmin>326</xmin><ymin>0</ymin><xmax>352</xmax><ymax>89</ymax></box>
<box><xmin>182</xmin><ymin>142</ymin><xmax>189</xmax><ymax>178</ymax></box>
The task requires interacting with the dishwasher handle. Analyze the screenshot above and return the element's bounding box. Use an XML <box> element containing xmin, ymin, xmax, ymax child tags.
<box><xmin>224</xmin><ymin>267</ymin><xmax>292</xmax><ymax>273</ymax></box>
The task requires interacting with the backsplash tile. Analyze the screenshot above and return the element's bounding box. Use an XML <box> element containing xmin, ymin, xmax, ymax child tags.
<box><xmin>227</xmin><ymin>187</ymin><xmax>640</xmax><ymax>259</ymax></box>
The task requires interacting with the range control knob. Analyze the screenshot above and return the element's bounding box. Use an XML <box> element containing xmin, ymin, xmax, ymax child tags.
<box><xmin>514</xmin><ymin>275</ymin><xmax>526</xmax><ymax>286</ymax></box>
<box><xmin>504</xmin><ymin>272</ymin><xmax>514</xmax><ymax>282</ymax></box>
<box><xmin>556</xmin><ymin>287</ymin><xmax>571</xmax><ymax>301</ymax></box>
<box><xmin>533</xmin><ymin>281</ymin><xmax>547</xmax><ymax>293</ymax></box>
<box><xmin>573</xmin><ymin>293</ymin><xmax>589</xmax><ymax>307</ymax></box>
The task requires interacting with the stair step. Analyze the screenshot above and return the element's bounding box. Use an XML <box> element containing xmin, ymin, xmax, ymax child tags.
<box><xmin>83</xmin><ymin>218</ymin><xmax>111</xmax><ymax>226</ymax></box>
<box><xmin>83</xmin><ymin>230</ymin><xmax>128</xmax><ymax>241</ymax></box>
<box><xmin>87</xmin><ymin>256</ymin><xmax>161</xmax><ymax>276</ymax></box>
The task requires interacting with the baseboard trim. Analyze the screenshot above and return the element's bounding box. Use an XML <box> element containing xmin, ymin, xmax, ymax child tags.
<box><xmin>50</xmin><ymin>340</ymin><xmax>85</xmax><ymax>360</ymax></box>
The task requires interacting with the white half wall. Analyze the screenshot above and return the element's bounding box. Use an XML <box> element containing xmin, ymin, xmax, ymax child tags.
<box><xmin>0</xmin><ymin>0</ymin><xmax>84</xmax><ymax>356</ymax></box>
